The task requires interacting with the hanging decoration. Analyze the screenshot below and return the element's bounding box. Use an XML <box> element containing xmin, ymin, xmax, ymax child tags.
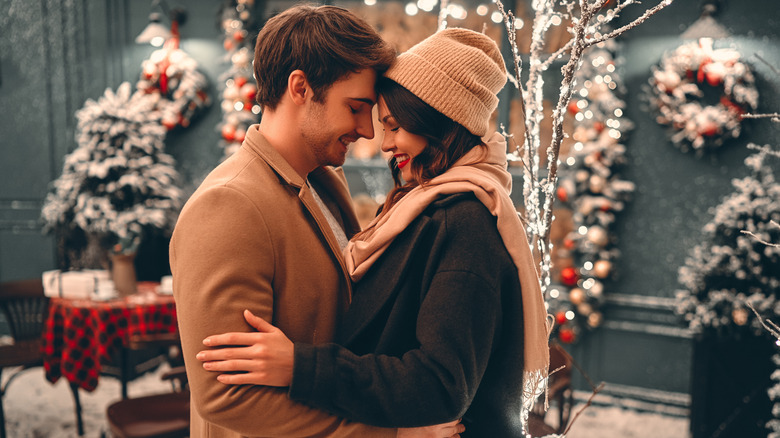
<box><xmin>545</xmin><ymin>39</ymin><xmax>635</xmax><ymax>345</ymax></box>
<box><xmin>136</xmin><ymin>13</ymin><xmax>210</xmax><ymax>131</ymax></box>
<box><xmin>674</xmin><ymin>146</ymin><xmax>780</xmax><ymax>336</ymax></box>
<box><xmin>216</xmin><ymin>0</ymin><xmax>261</xmax><ymax>159</ymax></box>
<box><xmin>647</xmin><ymin>37</ymin><xmax>758</xmax><ymax>154</ymax></box>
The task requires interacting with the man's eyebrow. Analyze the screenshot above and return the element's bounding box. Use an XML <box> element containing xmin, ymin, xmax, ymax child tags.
<box><xmin>350</xmin><ymin>97</ymin><xmax>376</xmax><ymax>106</ymax></box>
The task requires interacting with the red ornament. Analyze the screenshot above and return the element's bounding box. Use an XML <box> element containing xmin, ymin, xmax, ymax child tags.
<box><xmin>241</xmin><ymin>83</ymin><xmax>257</xmax><ymax>101</ymax></box>
<box><xmin>235</xmin><ymin>76</ymin><xmax>248</xmax><ymax>88</ymax></box>
<box><xmin>696</xmin><ymin>57</ymin><xmax>712</xmax><ymax>84</ymax></box>
<box><xmin>221</xmin><ymin>124</ymin><xmax>236</xmax><ymax>142</ymax></box>
<box><xmin>699</xmin><ymin>123</ymin><xmax>719</xmax><ymax>137</ymax></box>
<box><xmin>563</xmin><ymin>238</ymin><xmax>576</xmax><ymax>250</ymax></box>
<box><xmin>234</xmin><ymin>127</ymin><xmax>246</xmax><ymax>143</ymax></box>
<box><xmin>567</xmin><ymin>101</ymin><xmax>579</xmax><ymax>115</ymax></box>
<box><xmin>593</xmin><ymin>121</ymin><xmax>605</xmax><ymax>133</ymax></box>
<box><xmin>560</xmin><ymin>267</ymin><xmax>578</xmax><ymax>286</ymax></box>
<box><xmin>555</xmin><ymin>311</ymin><xmax>568</xmax><ymax>326</ymax></box>
<box><xmin>233</xmin><ymin>30</ymin><xmax>245</xmax><ymax>43</ymax></box>
<box><xmin>559</xmin><ymin>328</ymin><xmax>576</xmax><ymax>344</ymax></box>
<box><xmin>705</xmin><ymin>71</ymin><xmax>723</xmax><ymax>87</ymax></box>
<box><xmin>556</xmin><ymin>186</ymin><xmax>568</xmax><ymax>202</ymax></box>
<box><xmin>721</xmin><ymin>96</ymin><xmax>745</xmax><ymax>115</ymax></box>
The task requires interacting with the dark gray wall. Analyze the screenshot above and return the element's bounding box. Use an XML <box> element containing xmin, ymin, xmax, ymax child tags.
<box><xmin>1</xmin><ymin>0</ymin><xmax>778</xmax><ymax>411</ymax></box>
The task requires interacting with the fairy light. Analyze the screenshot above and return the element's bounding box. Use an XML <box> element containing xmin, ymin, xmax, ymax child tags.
<box><xmin>417</xmin><ymin>0</ymin><xmax>437</xmax><ymax>12</ymax></box>
<box><xmin>447</xmin><ymin>3</ymin><xmax>467</xmax><ymax>20</ymax></box>
<box><xmin>476</xmin><ymin>4</ymin><xmax>489</xmax><ymax>15</ymax></box>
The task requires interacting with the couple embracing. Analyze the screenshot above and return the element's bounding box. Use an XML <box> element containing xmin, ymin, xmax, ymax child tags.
<box><xmin>170</xmin><ymin>4</ymin><xmax>551</xmax><ymax>437</ymax></box>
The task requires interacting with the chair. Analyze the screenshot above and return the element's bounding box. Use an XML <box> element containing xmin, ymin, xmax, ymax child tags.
<box><xmin>528</xmin><ymin>343</ymin><xmax>574</xmax><ymax>436</ymax></box>
<box><xmin>0</xmin><ymin>279</ymin><xmax>49</xmax><ymax>438</ymax></box>
<box><xmin>105</xmin><ymin>334</ymin><xmax>190</xmax><ymax>438</ymax></box>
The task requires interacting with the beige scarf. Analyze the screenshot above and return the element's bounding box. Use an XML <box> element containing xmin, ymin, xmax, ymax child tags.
<box><xmin>344</xmin><ymin>132</ymin><xmax>552</xmax><ymax>414</ymax></box>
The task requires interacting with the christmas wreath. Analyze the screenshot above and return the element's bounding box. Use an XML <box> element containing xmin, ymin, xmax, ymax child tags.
<box><xmin>648</xmin><ymin>37</ymin><xmax>758</xmax><ymax>153</ymax></box>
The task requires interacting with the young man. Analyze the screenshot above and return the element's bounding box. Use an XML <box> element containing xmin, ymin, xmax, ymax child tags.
<box><xmin>171</xmin><ymin>5</ymin><xmax>462</xmax><ymax>438</ymax></box>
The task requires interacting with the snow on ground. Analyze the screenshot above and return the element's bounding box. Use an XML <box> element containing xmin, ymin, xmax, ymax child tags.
<box><xmin>2</xmin><ymin>365</ymin><xmax>689</xmax><ymax>438</ymax></box>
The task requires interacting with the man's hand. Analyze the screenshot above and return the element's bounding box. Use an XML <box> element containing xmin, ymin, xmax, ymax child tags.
<box><xmin>196</xmin><ymin>309</ymin><xmax>294</xmax><ymax>387</ymax></box>
<box><xmin>397</xmin><ymin>420</ymin><xmax>464</xmax><ymax>438</ymax></box>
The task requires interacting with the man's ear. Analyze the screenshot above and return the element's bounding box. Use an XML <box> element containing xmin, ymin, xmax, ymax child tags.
<box><xmin>288</xmin><ymin>70</ymin><xmax>309</xmax><ymax>105</ymax></box>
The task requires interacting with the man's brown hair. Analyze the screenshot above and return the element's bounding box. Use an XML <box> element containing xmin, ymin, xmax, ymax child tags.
<box><xmin>253</xmin><ymin>4</ymin><xmax>395</xmax><ymax>111</ymax></box>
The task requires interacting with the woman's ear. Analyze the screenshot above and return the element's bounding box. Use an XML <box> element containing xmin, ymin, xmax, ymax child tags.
<box><xmin>287</xmin><ymin>70</ymin><xmax>309</xmax><ymax>105</ymax></box>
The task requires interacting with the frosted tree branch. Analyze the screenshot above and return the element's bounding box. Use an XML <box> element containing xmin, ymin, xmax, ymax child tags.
<box><xmin>742</xmin><ymin>113</ymin><xmax>780</xmax><ymax>123</ymax></box>
<box><xmin>586</xmin><ymin>0</ymin><xmax>674</xmax><ymax>47</ymax></box>
<box><xmin>747</xmin><ymin>301</ymin><xmax>780</xmax><ymax>341</ymax></box>
<box><xmin>741</xmin><ymin>220</ymin><xmax>780</xmax><ymax>248</ymax></box>
<box><xmin>497</xmin><ymin>0</ymin><xmax>674</xmax><ymax>293</ymax></box>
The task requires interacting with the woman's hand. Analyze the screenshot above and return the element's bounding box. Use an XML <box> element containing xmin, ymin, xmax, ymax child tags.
<box><xmin>196</xmin><ymin>309</ymin><xmax>294</xmax><ymax>387</ymax></box>
<box><xmin>397</xmin><ymin>420</ymin><xmax>464</xmax><ymax>438</ymax></box>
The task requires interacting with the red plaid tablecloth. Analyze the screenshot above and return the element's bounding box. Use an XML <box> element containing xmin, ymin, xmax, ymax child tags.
<box><xmin>42</xmin><ymin>282</ymin><xmax>177</xmax><ymax>392</ymax></box>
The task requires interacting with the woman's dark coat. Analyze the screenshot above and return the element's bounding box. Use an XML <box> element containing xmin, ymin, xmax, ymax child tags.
<box><xmin>290</xmin><ymin>192</ymin><xmax>528</xmax><ymax>437</ymax></box>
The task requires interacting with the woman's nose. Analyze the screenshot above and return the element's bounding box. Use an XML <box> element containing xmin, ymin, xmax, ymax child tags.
<box><xmin>380</xmin><ymin>134</ymin><xmax>394</xmax><ymax>153</ymax></box>
<box><xmin>356</xmin><ymin>113</ymin><xmax>375</xmax><ymax>140</ymax></box>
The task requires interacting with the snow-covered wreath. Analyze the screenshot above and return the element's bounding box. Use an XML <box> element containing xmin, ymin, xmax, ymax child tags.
<box><xmin>649</xmin><ymin>37</ymin><xmax>758</xmax><ymax>153</ymax></box>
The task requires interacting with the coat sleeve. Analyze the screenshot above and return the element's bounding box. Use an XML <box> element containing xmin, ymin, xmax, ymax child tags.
<box><xmin>171</xmin><ymin>186</ymin><xmax>396</xmax><ymax>437</ymax></box>
<box><xmin>288</xmin><ymin>203</ymin><xmax>507</xmax><ymax>428</ymax></box>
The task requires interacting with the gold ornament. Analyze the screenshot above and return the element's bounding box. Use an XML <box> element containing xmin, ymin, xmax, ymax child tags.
<box><xmin>569</xmin><ymin>288</ymin><xmax>585</xmax><ymax>305</ymax></box>
<box><xmin>593</xmin><ymin>260</ymin><xmax>612</xmax><ymax>278</ymax></box>
<box><xmin>587</xmin><ymin>226</ymin><xmax>609</xmax><ymax>247</ymax></box>
<box><xmin>732</xmin><ymin>308</ymin><xmax>748</xmax><ymax>326</ymax></box>
<box><xmin>588</xmin><ymin>312</ymin><xmax>603</xmax><ymax>328</ymax></box>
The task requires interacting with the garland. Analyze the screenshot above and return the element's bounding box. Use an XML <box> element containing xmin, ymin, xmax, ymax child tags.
<box><xmin>648</xmin><ymin>37</ymin><xmax>758</xmax><ymax>153</ymax></box>
<box><xmin>216</xmin><ymin>0</ymin><xmax>261</xmax><ymax>159</ymax></box>
<box><xmin>547</xmin><ymin>39</ymin><xmax>635</xmax><ymax>344</ymax></box>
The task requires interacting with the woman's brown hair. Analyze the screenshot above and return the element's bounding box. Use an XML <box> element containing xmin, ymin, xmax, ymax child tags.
<box><xmin>355</xmin><ymin>77</ymin><xmax>486</xmax><ymax>238</ymax></box>
<box><xmin>253</xmin><ymin>5</ymin><xmax>396</xmax><ymax>111</ymax></box>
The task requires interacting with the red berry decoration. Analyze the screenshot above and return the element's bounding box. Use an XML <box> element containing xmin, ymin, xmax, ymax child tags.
<box><xmin>561</xmin><ymin>266</ymin><xmax>578</xmax><ymax>286</ymax></box>
<box><xmin>555</xmin><ymin>311</ymin><xmax>568</xmax><ymax>326</ymax></box>
<box><xmin>559</xmin><ymin>328</ymin><xmax>576</xmax><ymax>344</ymax></box>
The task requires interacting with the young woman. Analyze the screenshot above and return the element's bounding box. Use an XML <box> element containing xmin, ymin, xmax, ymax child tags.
<box><xmin>196</xmin><ymin>28</ymin><xmax>551</xmax><ymax>437</ymax></box>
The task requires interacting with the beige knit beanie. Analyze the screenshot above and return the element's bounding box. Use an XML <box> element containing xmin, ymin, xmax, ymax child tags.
<box><xmin>385</xmin><ymin>28</ymin><xmax>507</xmax><ymax>137</ymax></box>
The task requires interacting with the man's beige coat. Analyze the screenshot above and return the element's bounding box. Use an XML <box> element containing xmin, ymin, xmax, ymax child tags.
<box><xmin>170</xmin><ymin>125</ymin><xmax>395</xmax><ymax>437</ymax></box>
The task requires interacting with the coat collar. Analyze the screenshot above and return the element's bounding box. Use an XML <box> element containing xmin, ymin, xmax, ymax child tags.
<box><xmin>243</xmin><ymin>124</ymin><xmax>306</xmax><ymax>189</ymax></box>
<box><xmin>241</xmin><ymin>124</ymin><xmax>361</xmax><ymax>301</ymax></box>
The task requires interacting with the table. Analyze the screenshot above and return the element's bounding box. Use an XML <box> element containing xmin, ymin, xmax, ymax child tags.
<box><xmin>42</xmin><ymin>282</ymin><xmax>177</xmax><ymax>392</ymax></box>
